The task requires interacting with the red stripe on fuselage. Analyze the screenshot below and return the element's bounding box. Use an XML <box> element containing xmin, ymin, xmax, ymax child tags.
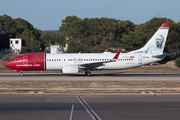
<box><xmin>6</xmin><ymin>54</ymin><xmax>45</xmax><ymax>71</ymax></box>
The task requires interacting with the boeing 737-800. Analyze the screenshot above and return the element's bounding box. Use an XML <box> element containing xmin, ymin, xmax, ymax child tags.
<box><xmin>4</xmin><ymin>23</ymin><xmax>170</xmax><ymax>76</ymax></box>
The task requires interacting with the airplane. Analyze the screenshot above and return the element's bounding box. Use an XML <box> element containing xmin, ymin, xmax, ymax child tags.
<box><xmin>4</xmin><ymin>23</ymin><xmax>170</xmax><ymax>76</ymax></box>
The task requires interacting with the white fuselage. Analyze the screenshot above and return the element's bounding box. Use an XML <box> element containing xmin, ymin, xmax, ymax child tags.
<box><xmin>46</xmin><ymin>52</ymin><xmax>163</xmax><ymax>71</ymax></box>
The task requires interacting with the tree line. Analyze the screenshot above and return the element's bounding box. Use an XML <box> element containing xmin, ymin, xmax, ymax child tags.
<box><xmin>60</xmin><ymin>16</ymin><xmax>180</xmax><ymax>60</ymax></box>
<box><xmin>0</xmin><ymin>14</ymin><xmax>63</xmax><ymax>53</ymax></box>
<box><xmin>0</xmin><ymin>14</ymin><xmax>180</xmax><ymax>60</ymax></box>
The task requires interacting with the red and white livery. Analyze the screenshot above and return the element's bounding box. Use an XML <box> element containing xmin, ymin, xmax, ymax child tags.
<box><xmin>4</xmin><ymin>23</ymin><xmax>170</xmax><ymax>76</ymax></box>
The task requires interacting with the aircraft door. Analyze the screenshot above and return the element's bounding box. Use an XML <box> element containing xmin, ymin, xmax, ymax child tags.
<box><xmin>74</xmin><ymin>58</ymin><xmax>77</xmax><ymax>63</ymax></box>
<box><xmin>74</xmin><ymin>58</ymin><xmax>82</xmax><ymax>63</ymax></box>
<box><xmin>138</xmin><ymin>55</ymin><xmax>142</xmax><ymax>64</ymax></box>
<box><xmin>23</xmin><ymin>56</ymin><xmax>28</xmax><ymax>66</ymax></box>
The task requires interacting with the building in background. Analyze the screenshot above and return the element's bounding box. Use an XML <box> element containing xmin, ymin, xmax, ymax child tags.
<box><xmin>10</xmin><ymin>38</ymin><xmax>22</xmax><ymax>54</ymax></box>
<box><xmin>50</xmin><ymin>45</ymin><xmax>62</xmax><ymax>54</ymax></box>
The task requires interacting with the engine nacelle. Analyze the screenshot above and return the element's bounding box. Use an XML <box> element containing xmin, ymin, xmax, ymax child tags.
<box><xmin>62</xmin><ymin>66</ymin><xmax>79</xmax><ymax>74</ymax></box>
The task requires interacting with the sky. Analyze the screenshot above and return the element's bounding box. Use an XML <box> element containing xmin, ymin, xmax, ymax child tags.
<box><xmin>0</xmin><ymin>0</ymin><xmax>180</xmax><ymax>30</ymax></box>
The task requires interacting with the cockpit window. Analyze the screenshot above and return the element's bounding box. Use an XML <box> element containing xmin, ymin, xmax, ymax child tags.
<box><xmin>11</xmin><ymin>59</ymin><xmax>17</xmax><ymax>61</ymax></box>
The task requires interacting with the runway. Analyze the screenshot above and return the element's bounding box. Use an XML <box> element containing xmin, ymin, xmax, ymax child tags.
<box><xmin>0</xmin><ymin>73</ymin><xmax>180</xmax><ymax>119</ymax></box>
<box><xmin>0</xmin><ymin>94</ymin><xmax>180</xmax><ymax>120</ymax></box>
<box><xmin>0</xmin><ymin>73</ymin><xmax>180</xmax><ymax>81</ymax></box>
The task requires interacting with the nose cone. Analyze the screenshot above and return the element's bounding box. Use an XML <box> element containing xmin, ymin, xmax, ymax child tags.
<box><xmin>4</xmin><ymin>61</ymin><xmax>11</xmax><ymax>68</ymax></box>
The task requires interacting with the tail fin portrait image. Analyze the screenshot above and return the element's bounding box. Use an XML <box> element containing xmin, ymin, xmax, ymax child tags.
<box><xmin>129</xmin><ymin>23</ymin><xmax>170</xmax><ymax>55</ymax></box>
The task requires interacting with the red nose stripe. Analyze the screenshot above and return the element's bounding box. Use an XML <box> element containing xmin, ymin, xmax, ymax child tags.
<box><xmin>4</xmin><ymin>54</ymin><xmax>45</xmax><ymax>71</ymax></box>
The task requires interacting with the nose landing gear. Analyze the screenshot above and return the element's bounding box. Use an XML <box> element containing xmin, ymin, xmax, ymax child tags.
<box><xmin>20</xmin><ymin>71</ymin><xmax>24</xmax><ymax>76</ymax></box>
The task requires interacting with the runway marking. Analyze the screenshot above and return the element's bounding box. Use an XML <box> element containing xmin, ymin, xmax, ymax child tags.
<box><xmin>77</xmin><ymin>96</ymin><xmax>101</xmax><ymax>120</ymax></box>
<box><xmin>69</xmin><ymin>104</ymin><xmax>74</xmax><ymax>120</ymax></box>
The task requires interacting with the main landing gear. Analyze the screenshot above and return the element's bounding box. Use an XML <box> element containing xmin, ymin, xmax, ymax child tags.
<box><xmin>85</xmin><ymin>70</ymin><xmax>91</xmax><ymax>76</ymax></box>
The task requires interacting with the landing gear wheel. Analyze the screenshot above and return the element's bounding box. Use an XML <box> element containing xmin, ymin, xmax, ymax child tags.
<box><xmin>85</xmin><ymin>71</ymin><xmax>91</xmax><ymax>76</ymax></box>
<box><xmin>20</xmin><ymin>72</ymin><xmax>24</xmax><ymax>76</ymax></box>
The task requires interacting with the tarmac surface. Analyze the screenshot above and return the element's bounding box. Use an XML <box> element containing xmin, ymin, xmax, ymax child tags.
<box><xmin>0</xmin><ymin>73</ymin><xmax>180</xmax><ymax>119</ymax></box>
<box><xmin>0</xmin><ymin>94</ymin><xmax>180</xmax><ymax>120</ymax></box>
<box><xmin>0</xmin><ymin>73</ymin><xmax>180</xmax><ymax>81</ymax></box>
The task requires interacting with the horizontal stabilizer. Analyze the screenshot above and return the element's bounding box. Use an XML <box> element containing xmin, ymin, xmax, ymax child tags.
<box><xmin>152</xmin><ymin>53</ymin><xmax>176</xmax><ymax>58</ymax></box>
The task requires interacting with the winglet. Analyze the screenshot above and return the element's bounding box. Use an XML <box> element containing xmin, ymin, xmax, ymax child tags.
<box><xmin>113</xmin><ymin>50</ymin><xmax>121</xmax><ymax>60</ymax></box>
<box><xmin>105</xmin><ymin>48</ymin><xmax>109</xmax><ymax>52</ymax></box>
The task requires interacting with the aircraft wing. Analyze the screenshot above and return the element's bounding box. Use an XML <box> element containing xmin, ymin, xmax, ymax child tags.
<box><xmin>77</xmin><ymin>50</ymin><xmax>121</xmax><ymax>68</ymax></box>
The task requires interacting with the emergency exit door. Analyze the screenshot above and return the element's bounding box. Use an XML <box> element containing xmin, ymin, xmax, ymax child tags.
<box><xmin>138</xmin><ymin>55</ymin><xmax>142</xmax><ymax>64</ymax></box>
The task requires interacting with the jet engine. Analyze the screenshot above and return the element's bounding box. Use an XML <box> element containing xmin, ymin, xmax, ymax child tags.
<box><xmin>62</xmin><ymin>66</ymin><xmax>79</xmax><ymax>74</ymax></box>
